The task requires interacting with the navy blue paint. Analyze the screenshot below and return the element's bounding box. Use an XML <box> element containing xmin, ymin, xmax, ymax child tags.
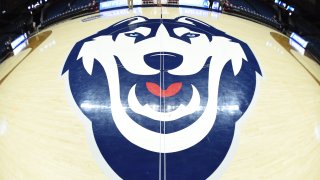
<box><xmin>62</xmin><ymin>16</ymin><xmax>262</xmax><ymax>179</ymax></box>
<box><xmin>144</xmin><ymin>52</ymin><xmax>183</xmax><ymax>70</ymax></box>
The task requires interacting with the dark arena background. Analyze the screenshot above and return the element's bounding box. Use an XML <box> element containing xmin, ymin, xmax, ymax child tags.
<box><xmin>0</xmin><ymin>0</ymin><xmax>320</xmax><ymax>179</ymax></box>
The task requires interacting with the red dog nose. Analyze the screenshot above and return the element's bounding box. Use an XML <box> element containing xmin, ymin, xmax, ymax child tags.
<box><xmin>146</xmin><ymin>82</ymin><xmax>182</xmax><ymax>98</ymax></box>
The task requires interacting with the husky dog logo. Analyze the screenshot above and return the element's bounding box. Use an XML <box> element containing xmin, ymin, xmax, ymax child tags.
<box><xmin>62</xmin><ymin>16</ymin><xmax>261</xmax><ymax>179</ymax></box>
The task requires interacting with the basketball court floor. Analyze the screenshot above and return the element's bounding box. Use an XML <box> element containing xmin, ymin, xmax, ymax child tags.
<box><xmin>0</xmin><ymin>6</ymin><xmax>320</xmax><ymax>179</ymax></box>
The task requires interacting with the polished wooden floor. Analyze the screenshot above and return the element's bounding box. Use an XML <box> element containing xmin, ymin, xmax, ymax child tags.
<box><xmin>0</xmin><ymin>7</ymin><xmax>320</xmax><ymax>179</ymax></box>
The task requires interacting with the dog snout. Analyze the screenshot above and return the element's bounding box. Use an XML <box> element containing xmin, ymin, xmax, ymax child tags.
<box><xmin>144</xmin><ymin>52</ymin><xmax>183</xmax><ymax>70</ymax></box>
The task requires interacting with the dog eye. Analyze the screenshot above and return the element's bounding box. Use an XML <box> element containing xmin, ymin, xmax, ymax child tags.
<box><xmin>125</xmin><ymin>32</ymin><xmax>143</xmax><ymax>38</ymax></box>
<box><xmin>184</xmin><ymin>32</ymin><xmax>200</xmax><ymax>38</ymax></box>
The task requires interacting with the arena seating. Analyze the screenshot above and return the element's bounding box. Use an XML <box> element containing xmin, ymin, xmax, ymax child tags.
<box><xmin>41</xmin><ymin>0</ymin><xmax>98</xmax><ymax>27</ymax></box>
<box><xmin>224</xmin><ymin>0</ymin><xmax>280</xmax><ymax>29</ymax></box>
<box><xmin>0</xmin><ymin>36</ymin><xmax>12</xmax><ymax>63</ymax></box>
<box><xmin>1</xmin><ymin>0</ymin><xmax>318</xmax><ymax>65</ymax></box>
<box><xmin>226</xmin><ymin>0</ymin><xmax>320</xmax><ymax>63</ymax></box>
<box><xmin>45</xmin><ymin>1</ymin><xmax>69</xmax><ymax>21</ymax></box>
<box><xmin>0</xmin><ymin>11</ymin><xmax>34</xmax><ymax>62</ymax></box>
<box><xmin>287</xmin><ymin>15</ymin><xmax>320</xmax><ymax>62</ymax></box>
<box><xmin>305</xmin><ymin>38</ymin><xmax>320</xmax><ymax>63</ymax></box>
<box><xmin>228</xmin><ymin>0</ymin><xmax>255</xmax><ymax>12</ymax></box>
<box><xmin>245</xmin><ymin>0</ymin><xmax>275</xmax><ymax>19</ymax></box>
<box><xmin>71</xmin><ymin>0</ymin><xmax>94</xmax><ymax>9</ymax></box>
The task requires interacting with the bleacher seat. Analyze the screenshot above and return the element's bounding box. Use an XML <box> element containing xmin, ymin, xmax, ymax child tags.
<box><xmin>228</xmin><ymin>0</ymin><xmax>256</xmax><ymax>12</ymax></box>
<box><xmin>41</xmin><ymin>0</ymin><xmax>98</xmax><ymax>27</ymax></box>
<box><xmin>45</xmin><ymin>1</ymin><xmax>69</xmax><ymax>20</ymax></box>
<box><xmin>245</xmin><ymin>0</ymin><xmax>275</xmax><ymax>19</ymax></box>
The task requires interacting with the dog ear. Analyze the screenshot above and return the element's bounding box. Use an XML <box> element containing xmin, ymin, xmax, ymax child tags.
<box><xmin>175</xmin><ymin>16</ymin><xmax>211</xmax><ymax>27</ymax></box>
<box><xmin>77</xmin><ymin>36</ymin><xmax>115</xmax><ymax>75</ymax></box>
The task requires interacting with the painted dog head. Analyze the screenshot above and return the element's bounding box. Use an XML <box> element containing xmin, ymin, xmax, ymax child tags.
<box><xmin>62</xmin><ymin>16</ymin><xmax>261</xmax><ymax>179</ymax></box>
